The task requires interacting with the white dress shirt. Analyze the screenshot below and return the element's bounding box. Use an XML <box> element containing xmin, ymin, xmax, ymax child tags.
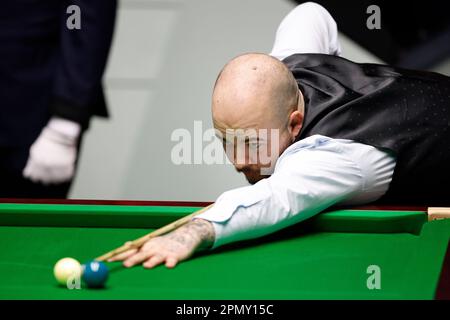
<box><xmin>194</xmin><ymin>3</ymin><xmax>397</xmax><ymax>249</ymax></box>
<box><xmin>270</xmin><ymin>2</ymin><xmax>342</xmax><ymax>60</ymax></box>
<box><xmin>196</xmin><ymin>135</ymin><xmax>396</xmax><ymax>248</ymax></box>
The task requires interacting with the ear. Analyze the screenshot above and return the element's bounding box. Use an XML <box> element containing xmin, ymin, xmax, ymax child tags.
<box><xmin>287</xmin><ymin>110</ymin><xmax>303</xmax><ymax>142</ymax></box>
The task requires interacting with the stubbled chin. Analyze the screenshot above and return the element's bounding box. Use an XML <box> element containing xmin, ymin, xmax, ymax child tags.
<box><xmin>245</xmin><ymin>174</ymin><xmax>267</xmax><ymax>185</ymax></box>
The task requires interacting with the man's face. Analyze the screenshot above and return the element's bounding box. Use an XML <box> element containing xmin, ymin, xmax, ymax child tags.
<box><xmin>210</xmin><ymin>54</ymin><xmax>303</xmax><ymax>184</ymax></box>
<box><xmin>213</xmin><ymin>107</ymin><xmax>292</xmax><ymax>184</ymax></box>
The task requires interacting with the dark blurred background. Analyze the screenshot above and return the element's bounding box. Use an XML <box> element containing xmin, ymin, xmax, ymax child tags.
<box><xmin>291</xmin><ymin>0</ymin><xmax>450</xmax><ymax>69</ymax></box>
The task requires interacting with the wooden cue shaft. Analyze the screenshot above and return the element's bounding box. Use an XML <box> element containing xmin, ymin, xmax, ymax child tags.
<box><xmin>95</xmin><ymin>203</ymin><xmax>214</xmax><ymax>262</ymax></box>
<box><xmin>427</xmin><ymin>207</ymin><xmax>450</xmax><ymax>221</ymax></box>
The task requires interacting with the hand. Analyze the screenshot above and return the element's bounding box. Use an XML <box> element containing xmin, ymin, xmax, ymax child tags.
<box><xmin>108</xmin><ymin>219</ymin><xmax>215</xmax><ymax>269</ymax></box>
<box><xmin>23</xmin><ymin>117</ymin><xmax>81</xmax><ymax>184</ymax></box>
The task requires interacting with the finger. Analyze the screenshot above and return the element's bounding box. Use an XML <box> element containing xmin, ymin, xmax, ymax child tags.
<box><xmin>123</xmin><ymin>249</ymin><xmax>155</xmax><ymax>268</ymax></box>
<box><xmin>165</xmin><ymin>256</ymin><xmax>178</xmax><ymax>269</ymax></box>
<box><xmin>143</xmin><ymin>255</ymin><xmax>166</xmax><ymax>269</ymax></box>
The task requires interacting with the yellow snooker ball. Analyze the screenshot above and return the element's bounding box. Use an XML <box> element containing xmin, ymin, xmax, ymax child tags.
<box><xmin>53</xmin><ymin>257</ymin><xmax>82</xmax><ymax>286</ymax></box>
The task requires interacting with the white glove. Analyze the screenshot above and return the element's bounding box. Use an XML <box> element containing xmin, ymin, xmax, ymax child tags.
<box><xmin>23</xmin><ymin>117</ymin><xmax>81</xmax><ymax>185</ymax></box>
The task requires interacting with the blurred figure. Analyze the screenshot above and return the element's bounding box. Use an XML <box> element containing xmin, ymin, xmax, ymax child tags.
<box><xmin>0</xmin><ymin>0</ymin><xmax>117</xmax><ymax>198</ymax></box>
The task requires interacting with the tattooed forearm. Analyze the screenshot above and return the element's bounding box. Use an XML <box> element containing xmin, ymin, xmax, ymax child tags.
<box><xmin>173</xmin><ymin>218</ymin><xmax>215</xmax><ymax>250</ymax></box>
<box><xmin>166</xmin><ymin>232</ymin><xmax>197</xmax><ymax>249</ymax></box>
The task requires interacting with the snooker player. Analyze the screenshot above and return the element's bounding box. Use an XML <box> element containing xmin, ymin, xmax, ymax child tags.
<box><xmin>110</xmin><ymin>2</ymin><xmax>450</xmax><ymax>269</ymax></box>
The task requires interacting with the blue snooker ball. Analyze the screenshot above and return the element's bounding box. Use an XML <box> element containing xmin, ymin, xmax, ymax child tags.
<box><xmin>82</xmin><ymin>261</ymin><xmax>109</xmax><ymax>288</ymax></box>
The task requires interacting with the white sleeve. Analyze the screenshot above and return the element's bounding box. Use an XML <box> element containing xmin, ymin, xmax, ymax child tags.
<box><xmin>195</xmin><ymin>136</ymin><xmax>395</xmax><ymax>249</ymax></box>
<box><xmin>270</xmin><ymin>2</ymin><xmax>342</xmax><ymax>60</ymax></box>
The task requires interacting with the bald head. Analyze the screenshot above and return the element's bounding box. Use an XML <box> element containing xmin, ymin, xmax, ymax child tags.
<box><xmin>212</xmin><ymin>53</ymin><xmax>304</xmax><ymax>184</ymax></box>
<box><xmin>212</xmin><ymin>53</ymin><xmax>300</xmax><ymax>130</ymax></box>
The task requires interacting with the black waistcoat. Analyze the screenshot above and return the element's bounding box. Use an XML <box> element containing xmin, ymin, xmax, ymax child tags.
<box><xmin>283</xmin><ymin>53</ymin><xmax>450</xmax><ymax>205</ymax></box>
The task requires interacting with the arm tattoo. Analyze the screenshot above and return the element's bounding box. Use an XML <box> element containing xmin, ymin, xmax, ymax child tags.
<box><xmin>167</xmin><ymin>233</ymin><xmax>194</xmax><ymax>247</ymax></box>
<box><xmin>173</xmin><ymin>218</ymin><xmax>215</xmax><ymax>250</ymax></box>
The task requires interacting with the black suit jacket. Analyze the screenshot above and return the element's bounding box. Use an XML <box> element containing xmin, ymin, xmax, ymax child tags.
<box><xmin>0</xmin><ymin>0</ymin><xmax>117</xmax><ymax>147</ymax></box>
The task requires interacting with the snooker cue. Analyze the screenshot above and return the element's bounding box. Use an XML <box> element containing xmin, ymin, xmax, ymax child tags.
<box><xmin>427</xmin><ymin>207</ymin><xmax>450</xmax><ymax>221</ymax></box>
<box><xmin>95</xmin><ymin>203</ymin><xmax>214</xmax><ymax>262</ymax></box>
